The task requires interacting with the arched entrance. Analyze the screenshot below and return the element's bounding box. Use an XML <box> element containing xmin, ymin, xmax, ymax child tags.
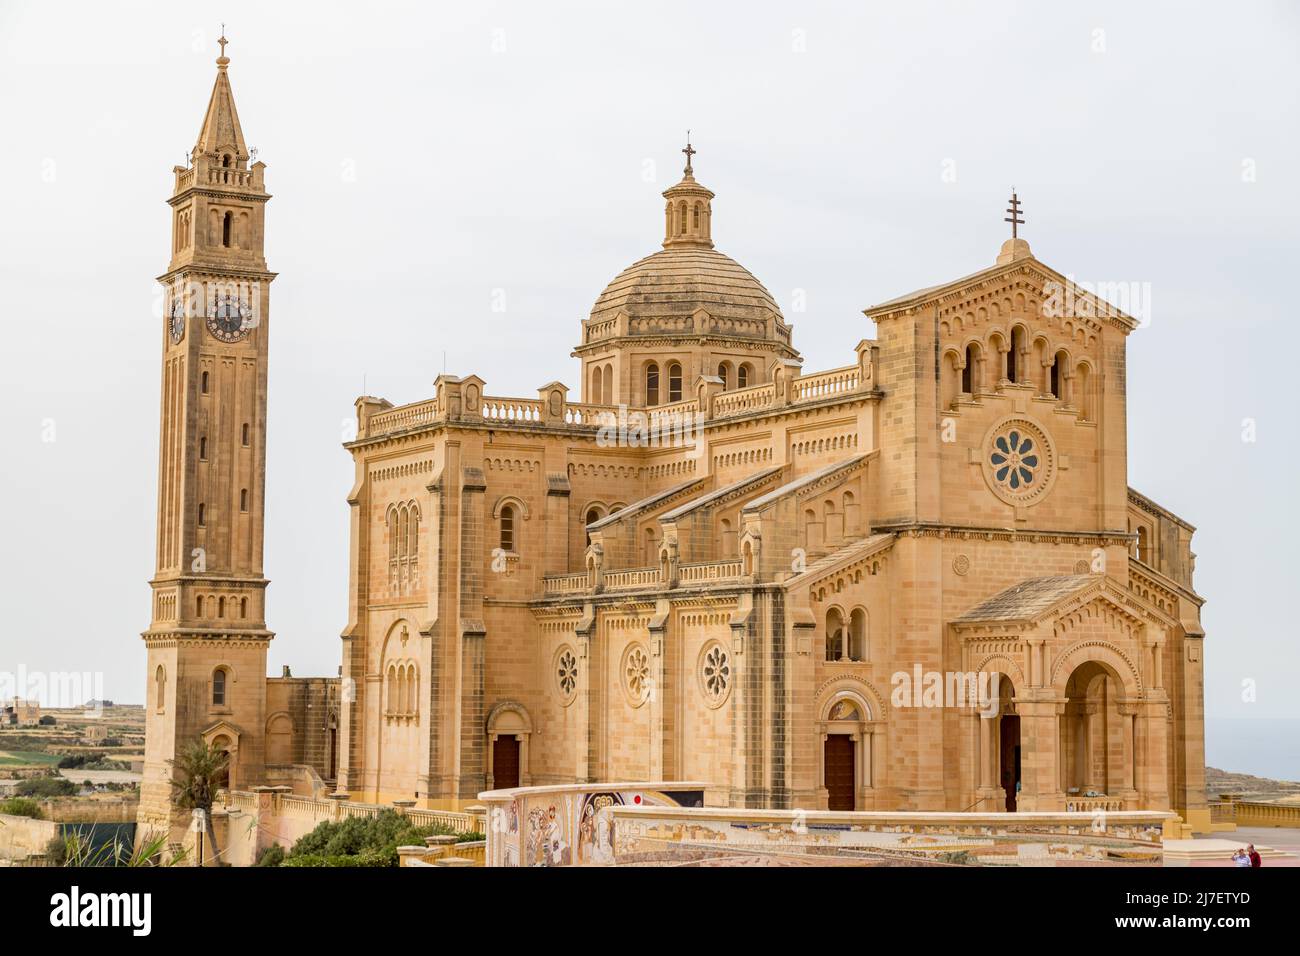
<box><xmin>1060</xmin><ymin>660</ymin><xmax>1128</xmax><ymax>801</ymax></box>
<box><xmin>486</xmin><ymin>701</ymin><xmax>533</xmax><ymax>790</ymax></box>
<box><xmin>995</xmin><ymin>679</ymin><xmax>1020</xmax><ymax>812</ymax></box>
<box><xmin>816</xmin><ymin>691</ymin><xmax>879</xmax><ymax>811</ymax></box>
<box><xmin>974</xmin><ymin>673</ymin><xmax>1020</xmax><ymax>812</ymax></box>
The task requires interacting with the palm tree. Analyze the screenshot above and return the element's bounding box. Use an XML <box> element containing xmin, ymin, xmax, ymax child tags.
<box><xmin>168</xmin><ymin>739</ymin><xmax>229</xmax><ymax>866</ymax></box>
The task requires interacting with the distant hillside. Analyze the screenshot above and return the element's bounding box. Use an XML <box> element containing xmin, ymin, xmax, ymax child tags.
<box><xmin>1206</xmin><ymin>766</ymin><xmax>1300</xmax><ymax>804</ymax></box>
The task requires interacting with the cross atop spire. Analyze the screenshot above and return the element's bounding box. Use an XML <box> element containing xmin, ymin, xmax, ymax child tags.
<box><xmin>682</xmin><ymin>131</ymin><xmax>696</xmax><ymax>178</ymax></box>
<box><xmin>194</xmin><ymin>29</ymin><xmax>248</xmax><ymax>163</ymax></box>
<box><xmin>1004</xmin><ymin>188</ymin><xmax>1024</xmax><ymax>239</ymax></box>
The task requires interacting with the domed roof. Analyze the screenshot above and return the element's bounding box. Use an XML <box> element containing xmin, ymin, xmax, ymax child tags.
<box><xmin>590</xmin><ymin>246</ymin><xmax>784</xmax><ymax>324</ymax></box>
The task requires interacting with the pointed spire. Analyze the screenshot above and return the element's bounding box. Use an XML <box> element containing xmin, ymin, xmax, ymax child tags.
<box><xmin>194</xmin><ymin>29</ymin><xmax>248</xmax><ymax>164</ymax></box>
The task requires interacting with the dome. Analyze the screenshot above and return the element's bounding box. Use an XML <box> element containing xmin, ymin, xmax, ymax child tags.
<box><xmin>590</xmin><ymin>246</ymin><xmax>785</xmax><ymax>325</ymax></box>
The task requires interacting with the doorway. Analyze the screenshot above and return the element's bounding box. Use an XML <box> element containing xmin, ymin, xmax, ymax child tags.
<box><xmin>824</xmin><ymin>735</ymin><xmax>856</xmax><ymax>811</ymax></box>
<box><xmin>493</xmin><ymin>735</ymin><xmax>520</xmax><ymax>790</ymax></box>
<box><xmin>1000</xmin><ymin>715</ymin><xmax>1021</xmax><ymax>812</ymax></box>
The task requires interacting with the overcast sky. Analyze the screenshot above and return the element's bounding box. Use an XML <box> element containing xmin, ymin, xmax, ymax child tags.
<box><xmin>1</xmin><ymin>2</ymin><xmax>1297</xmax><ymax>754</ymax></box>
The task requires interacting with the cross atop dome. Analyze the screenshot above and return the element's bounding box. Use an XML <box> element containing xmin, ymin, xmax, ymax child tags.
<box><xmin>662</xmin><ymin>136</ymin><xmax>714</xmax><ymax>248</ymax></box>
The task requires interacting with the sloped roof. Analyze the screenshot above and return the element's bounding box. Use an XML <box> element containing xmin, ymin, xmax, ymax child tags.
<box><xmin>659</xmin><ymin>467</ymin><xmax>783</xmax><ymax>522</ymax></box>
<box><xmin>953</xmin><ymin>575</ymin><xmax>1094</xmax><ymax>624</ymax></box>
<box><xmin>743</xmin><ymin>456</ymin><xmax>867</xmax><ymax>512</ymax></box>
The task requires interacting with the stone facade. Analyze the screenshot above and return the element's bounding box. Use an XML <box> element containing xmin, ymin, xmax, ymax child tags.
<box><xmin>140</xmin><ymin>51</ymin><xmax>1211</xmax><ymax>843</ymax></box>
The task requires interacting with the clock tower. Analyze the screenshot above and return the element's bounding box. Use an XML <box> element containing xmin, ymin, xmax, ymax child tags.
<box><xmin>138</xmin><ymin>35</ymin><xmax>277</xmax><ymax>845</ymax></box>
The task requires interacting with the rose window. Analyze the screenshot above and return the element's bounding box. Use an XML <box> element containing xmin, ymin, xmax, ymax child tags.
<box><xmin>989</xmin><ymin>428</ymin><xmax>1040</xmax><ymax>491</ymax></box>
<box><xmin>700</xmin><ymin>644</ymin><xmax>731</xmax><ymax>705</ymax></box>
<box><xmin>981</xmin><ymin>417</ymin><xmax>1056</xmax><ymax>506</ymax></box>
<box><xmin>623</xmin><ymin>645</ymin><xmax>650</xmax><ymax>705</ymax></box>
<box><xmin>556</xmin><ymin>648</ymin><xmax>578</xmax><ymax>701</ymax></box>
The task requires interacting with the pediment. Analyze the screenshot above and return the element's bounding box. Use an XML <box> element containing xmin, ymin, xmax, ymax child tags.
<box><xmin>953</xmin><ymin>575</ymin><xmax>1167</xmax><ymax>635</ymax></box>
<box><xmin>867</xmin><ymin>256</ymin><xmax>1140</xmax><ymax>334</ymax></box>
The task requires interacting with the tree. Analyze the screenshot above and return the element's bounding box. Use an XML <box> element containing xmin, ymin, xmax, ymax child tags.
<box><xmin>167</xmin><ymin>739</ymin><xmax>229</xmax><ymax>866</ymax></box>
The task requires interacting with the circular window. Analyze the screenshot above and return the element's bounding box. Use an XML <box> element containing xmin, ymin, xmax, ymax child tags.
<box><xmin>698</xmin><ymin>642</ymin><xmax>732</xmax><ymax>708</ymax></box>
<box><xmin>554</xmin><ymin>645</ymin><xmax>578</xmax><ymax>706</ymax></box>
<box><xmin>621</xmin><ymin>643</ymin><xmax>652</xmax><ymax>707</ymax></box>
<box><xmin>980</xmin><ymin>416</ymin><xmax>1056</xmax><ymax>506</ymax></box>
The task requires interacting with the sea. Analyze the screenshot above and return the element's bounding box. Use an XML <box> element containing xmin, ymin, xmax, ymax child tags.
<box><xmin>1205</xmin><ymin>718</ymin><xmax>1300</xmax><ymax>781</ymax></box>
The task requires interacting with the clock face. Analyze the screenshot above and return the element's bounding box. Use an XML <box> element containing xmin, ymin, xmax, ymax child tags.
<box><xmin>168</xmin><ymin>296</ymin><xmax>186</xmax><ymax>344</ymax></box>
<box><xmin>206</xmin><ymin>294</ymin><xmax>250</xmax><ymax>343</ymax></box>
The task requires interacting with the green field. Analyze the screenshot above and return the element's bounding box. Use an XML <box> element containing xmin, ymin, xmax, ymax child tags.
<box><xmin>0</xmin><ymin>750</ymin><xmax>63</xmax><ymax>767</ymax></box>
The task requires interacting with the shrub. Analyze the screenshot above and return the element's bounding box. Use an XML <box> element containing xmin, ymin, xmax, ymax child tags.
<box><xmin>254</xmin><ymin>844</ymin><xmax>286</xmax><ymax>867</ymax></box>
<box><xmin>16</xmin><ymin>776</ymin><xmax>77</xmax><ymax>798</ymax></box>
<box><xmin>0</xmin><ymin>797</ymin><xmax>45</xmax><ymax>819</ymax></box>
<box><xmin>283</xmin><ymin>809</ymin><xmax>480</xmax><ymax>867</ymax></box>
<box><xmin>45</xmin><ymin>834</ymin><xmax>68</xmax><ymax>864</ymax></box>
<box><xmin>279</xmin><ymin>850</ymin><xmax>390</xmax><ymax>868</ymax></box>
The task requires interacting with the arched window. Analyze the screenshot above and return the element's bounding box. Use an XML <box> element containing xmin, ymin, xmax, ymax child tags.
<box><xmin>1009</xmin><ymin>327</ymin><xmax>1026</xmax><ymax>383</ymax></box>
<box><xmin>500</xmin><ymin>504</ymin><xmax>516</xmax><ymax>552</ymax></box>
<box><xmin>212</xmin><ymin>667</ymin><xmax>228</xmax><ymax>707</ymax></box>
<box><xmin>241</xmin><ymin>423</ymin><xmax>250</xmax><ymax>446</ymax></box>
<box><xmin>199</xmin><ymin>435</ymin><xmax>207</xmax><ymax>460</ymax></box>
<box><xmin>849</xmin><ymin>608</ymin><xmax>868</xmax><ymax>661</ymax></box>
<box><xmin>222</xmin><ymin>211</ymin><xmax>232</xmax><ymax>248</ymax></box>
<box><xmin>737</xmin><ymin>363</ymin><xmax>751</xmax><ymax>389</ymax></box>
<box><xmin>825</xmin><ymin>608</ymin><xmax>845</xmax><ymax>661</ymax></box>
<box><xmin>1076</xmin><ymin>363</ymin><xmax>1093</xmax><ymax>420</ymax></box>
<box><xmin>201</xmin><ymin>371</ymin><xmax>209</xmax><ymax>394</ymax></box>
<box><xmin>198</xmin><ymin>503</ymin><xmax>206</xmax><ymax>526</ymax></box>
<box><xmin>155</xmin><ymin>665</ymin><xmax>166</xmax><ymax>713</ymax></box>
<box><xmin>718</xmin><ymin>361</ymin><xmax>732</xmax><ymax>391</ymax></box>
<box><xmin>645</xmin><ymin>363</ymin><xmax>660</xmax><ymax>406</ymax></box>
<box><xmin>240</xmin><ymin>488</ymin><xmax>248</xmax><ymax>512</ymax></box>
<box><xmin>667</xmin><ymin>362</ymin><xmax>683</xmax><ymax>402</ymax></box>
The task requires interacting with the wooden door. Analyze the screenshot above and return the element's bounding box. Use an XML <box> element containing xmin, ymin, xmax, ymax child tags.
<box><xmin>493</xmin><ymin>735</ymin><xmax>520</xmax><ymax>790</ymax></box>
<box><xmin>824</xmin><ymin>735</ymin><xmax>856</xmax><ymax>811</ymax></box>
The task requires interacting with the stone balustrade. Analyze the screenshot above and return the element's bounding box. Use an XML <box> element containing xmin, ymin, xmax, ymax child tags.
<box><xmin>359</xmin><ymin>352</ymin><xmax>874</xmax><ymax>441</ymax></box>
<box><xmin>678</xmin><ymin>559</ymin><xmax>745</xmax><ymax>584</ymax></box>
<box><xmin>481</xmin><ymin>396</ymin><xmax>543</xmax><ymax>423</ymax></box>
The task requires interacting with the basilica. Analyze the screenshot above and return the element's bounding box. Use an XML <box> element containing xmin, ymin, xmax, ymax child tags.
<box><xmin>137</xmin><ymin>44</ymin><xmax>1212</xmax><ymax>842</ymax></box>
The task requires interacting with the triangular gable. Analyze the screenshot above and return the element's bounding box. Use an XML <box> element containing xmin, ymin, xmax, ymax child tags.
<box><xmin>952</xmin><ymin>574</ymin><xmax>1169</xmax><ymax>632</ymax></box>
<box><xmin>866</xmin><ymin>256</ymin><xmax>1139</xmax><ymax>332</ymax></box>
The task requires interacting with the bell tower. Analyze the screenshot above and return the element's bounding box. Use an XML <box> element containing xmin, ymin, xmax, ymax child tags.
<box><xmin>138</xmin><ymin>33</ymin><xmax>277</xmax><ymax>845</ymax></box>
